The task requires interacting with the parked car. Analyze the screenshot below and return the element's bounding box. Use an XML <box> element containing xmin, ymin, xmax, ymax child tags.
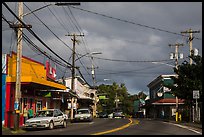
<box><xmin>108</xmin><ymin>113</ymin><xmax>113</xmax><ymax>119</ymax></box>
<box><xmin>98</xmin><ymin>112</ymin><xmax>108</xmax><ymax>118</ymax></box>
<box><xmin>113</xmin><ymin>111</ymin><xmax>125</xmax><ymax>118</ymax></box>
<box><xmin>24</xmin><ymin>109</ymin><xmax>68</xmax><ymax>130</ymax></box>
<box><xmin>73</xmin><ymin>108</ymin><xmax>93</xmax><ymax>122</ymax></box>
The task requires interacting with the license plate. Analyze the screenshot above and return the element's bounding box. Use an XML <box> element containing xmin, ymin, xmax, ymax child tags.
<box><xmin>80</xmin><ymin>117</ymin><xmax>84</xmax><ymax>120</ymax></box>
<box><xmin>32</xmin><ymin>124</ymin><xmax>37</xmax><ymax>128</ymax></box>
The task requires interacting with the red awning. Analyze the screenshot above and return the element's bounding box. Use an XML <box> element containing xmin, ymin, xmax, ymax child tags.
<box><xmin>152</xmin><ymin>98</ymin><xmax>184</xmax><ymax>105</ymax></box>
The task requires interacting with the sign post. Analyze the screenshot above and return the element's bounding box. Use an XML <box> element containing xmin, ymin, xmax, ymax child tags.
<box><xmin>193</xmin><ymin>90</ymin><xmax>199</xmax><ymax>122</ymax></box>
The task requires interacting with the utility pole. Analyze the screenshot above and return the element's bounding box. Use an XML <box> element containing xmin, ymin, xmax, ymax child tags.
<box><xmin>14</xmin><ymin>2</ymin><xmax>23</xmax><ymax>130</ymax></box>
<box><xmin>181</xmin><ymin>29</ymin><xmax>200</xmax><ymax>123</ymax></box>
<box><xmin>66</xmin><ymin>33</ymin><xmax>84</xmax><ymax>121</ymax></box>
<box><xmin>9</xmin><ymin>2</ymin><xmax>32</xmax><ymax>131</ymax></box>
<box><xmin>169</xmin><ymin>43</ymin><xmax>184</xmax><ymax>122</ymax></box>
<box><xmin>90</xmin><ymin>56</ymin><xmax>98</xmax><ymax>88</ymax></box>
<box><xmin>87</xmin><ymin>56</ymin><xmax>99</xmax><ymax>117</ymax></box>
<box><xmin>181</xmin><ymin>29</ymin><xmax>200</xmax><ymax>65</ymax></box>
<box><xmin>169</xmin><ymin>43</ymin><xmax>184</xmax><ymax>70</ymax></box>
<box><xmin>115</xmin><ymin>92</ymin><xmax>118</xmax><ymax>109</ymax></box>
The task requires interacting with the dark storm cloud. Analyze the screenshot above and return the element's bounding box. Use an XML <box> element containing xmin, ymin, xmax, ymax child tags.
<box><xmin>2</xmin><ymin>2</ymin><xmax>202</xmax><ymax>95</ymax></box>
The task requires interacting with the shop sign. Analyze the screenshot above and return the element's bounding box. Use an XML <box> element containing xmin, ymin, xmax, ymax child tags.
<box><xmin>46</xmin><ymin>61</ymin><xmax>56</xmax><ymax>80</ymax></box>
<box><xmin>44</xmin><ymin>92</ymin><xmax>51</xmax><ymax>97</ymax></box>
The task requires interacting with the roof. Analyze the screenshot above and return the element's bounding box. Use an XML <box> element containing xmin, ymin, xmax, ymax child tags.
<box><xmin>152</xmin><ymin>98</ymin><xmax>184</xmax><ymax>105</ymax></box>
<box><xmin>147</xmin><ymin>74</ymin><xmax>177</xmax><ymax>88</ymax></box>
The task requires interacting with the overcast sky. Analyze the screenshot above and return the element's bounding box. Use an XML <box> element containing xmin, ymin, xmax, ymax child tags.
<box><xmin>2</xmin><ymin>2</ymin><xmax>202</xmax><ymax>95</ymax></box>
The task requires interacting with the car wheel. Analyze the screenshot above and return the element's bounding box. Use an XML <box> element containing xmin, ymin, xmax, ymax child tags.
<box><xmin>63</xmin><ymin>120</ymin><xmax>67</xmax><ymax>128</ymax></box>
<box><xmin>49</xmin><ymin>121</ymin><xmax>54</xmax><ymax>130</ymax></box>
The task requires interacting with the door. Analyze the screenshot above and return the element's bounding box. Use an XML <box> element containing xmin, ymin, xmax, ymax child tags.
<box><xmin>36</xmin><ymin>101</ymin><xmax>42</xmax><ymax>112</ymax></box>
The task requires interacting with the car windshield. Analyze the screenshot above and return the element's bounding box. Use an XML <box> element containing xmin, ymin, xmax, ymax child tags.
<box><xmin>77</xmin><ymin>109</ymin><xmax>89</xmax><ymax>114</ymax></box>
<box><xmin>36</xmin><ymin>110</ymin><xmax>54</xmax><ymax>117</ymax></box>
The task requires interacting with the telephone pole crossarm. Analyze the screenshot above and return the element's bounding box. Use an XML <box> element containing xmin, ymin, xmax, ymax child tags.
<box><xmin>181</xmin><ymin>29</ymin><xmax>200</xmax><ymax>65</ymax></box>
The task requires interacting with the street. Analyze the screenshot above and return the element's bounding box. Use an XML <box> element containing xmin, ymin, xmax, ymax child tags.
<box><xmin>15</xmin><ymin>118</ymin><xmax>201</xmax><ymax>135</ymax></box>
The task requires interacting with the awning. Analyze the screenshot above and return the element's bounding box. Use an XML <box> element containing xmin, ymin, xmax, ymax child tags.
<box><xmin>6</xmin><ymin>76</ymin><xmax>66</xmax><ymax>90</ymax></box>
<box><xmin>151</xmin><ymin>98</ymin><xmax>184</xmax><ymax>105</ymax></box>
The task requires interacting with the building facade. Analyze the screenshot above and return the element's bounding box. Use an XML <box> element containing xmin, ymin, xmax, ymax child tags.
<box><xmin>58</xmin><ymin>76</ymin><xmax>97</xmax><ymax>117</ymax></box>
<box><xmin>4</xmin><ymin>52</ymin><xmax>66</xmax><ymax>128</ymax></box>
<box><xmin>145</xmin><ymin>74</ymin><xmax>184</xmax><ymax>120</ymax></box>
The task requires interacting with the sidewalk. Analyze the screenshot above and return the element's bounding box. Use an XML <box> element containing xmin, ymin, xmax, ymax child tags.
<box><xmin>158</xmin><ymin>118</ymin><xmax>202</xmax><ymax>131</ymax></box>
<box><xmin>167</xmin><ymin>120</ymin><xmax>202</xmax><ymax>129</ymax></box>
<box><xmin>2</xmin><ymin>126</ymin><xmax>26</xmax><ymax>135</ymax></box>
<box><xmin>145</xmin><ymin>118</ymin><xmax>202</xmax><ymax>131</ymax></box>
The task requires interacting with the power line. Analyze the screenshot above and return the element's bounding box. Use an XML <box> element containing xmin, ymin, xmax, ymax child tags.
<box><xmin>23</xmin><ymin>3</ymin><xmax>73</xmax><ymax>52</ymax></box>
<box><xmin>70</xmin><ymin>6</ymin><xmax>201</xmax><ymax>40</ymax></box>
<box><xmin>3</xmin><ymin>2</ymin><xmax>72</xmax><ymax>68</ymax></box>
<box><xmin>93</xmin><ymin>56</ymin><xmax>182</xmax><ymax>63</ymax></box>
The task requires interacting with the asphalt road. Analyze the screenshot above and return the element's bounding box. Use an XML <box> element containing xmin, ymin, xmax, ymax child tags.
<box><xmin>17</xmin><ymin>118</ymin><xmax>202</xmax><ymax>135</ymax></box>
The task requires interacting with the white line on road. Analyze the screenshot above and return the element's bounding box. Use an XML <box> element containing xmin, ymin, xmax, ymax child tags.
<box><xmin>163</xmin><ymin>122</ymin><xmax>202</xmax><ymax>135</ymax></box>
<box><xmin>71</xmin><ymin>122</ymin><xmax>94</xmax><ymax>125</ymax></box>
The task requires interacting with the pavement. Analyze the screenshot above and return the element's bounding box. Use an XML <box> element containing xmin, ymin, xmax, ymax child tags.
<box><xmin>2</xmin><ymin>119</ymin><xmax>202</xmax><ymax>135</ymax></box>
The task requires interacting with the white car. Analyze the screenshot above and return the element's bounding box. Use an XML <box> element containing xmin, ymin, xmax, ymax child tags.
<box><xmin>108</xmin><ymin>113</ymin><xmax>113</xmax><ymax>119</ymax></box>
<box><xmin>24</xmin><ymin>109</ymin><xmax>68</xmax><ymax>129</ymax></box>
<box><xmin>73</xmin><ymin>108</ymin><xmax>93</xmax><ymax>122</ymax></box>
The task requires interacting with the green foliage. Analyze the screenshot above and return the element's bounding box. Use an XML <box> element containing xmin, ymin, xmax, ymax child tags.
<box><xmin>97</xmin><ymin>83</ymin><xmax>147</xmax><ymax>115</ymax></box>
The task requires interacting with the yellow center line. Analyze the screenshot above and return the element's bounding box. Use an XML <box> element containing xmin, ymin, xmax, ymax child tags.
<box><xmin>91</xmin><ymin>118</ymin><xmax>133</xmax><ymax>135</ymax></box>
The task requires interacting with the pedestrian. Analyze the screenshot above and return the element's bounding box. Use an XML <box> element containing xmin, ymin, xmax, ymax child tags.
<box><xmin>28</xmin><ymin>106</ymin><xmax>34</xmax><ymax>119</ymax></box>
<box><xmin>23</xmin><ymin>105</ymin><xmax>28</xmax><ymax>124</ymax></box>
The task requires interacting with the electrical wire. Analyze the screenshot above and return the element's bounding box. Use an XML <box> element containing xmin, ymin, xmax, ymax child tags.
<box><xmin>3</xmin><ymin>2</ymin><xmax>73</xmax><ymax>69</ymax></box>
<box><xmin>70</xmin><ymin>6</ymin><xmax>201</xmax><ymax>40</ymax></box>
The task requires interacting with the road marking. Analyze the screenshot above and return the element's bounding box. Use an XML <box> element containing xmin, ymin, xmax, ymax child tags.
<box><xmin>135</xmin><ymin>119</ymin><xmax>140</xmax><ymax>125</ymax></box>
<box><xmin>91</xmin><ymin>118</ymin><xmax>133</xmax><ymax>135</ymax></box>
<box><xmin>71</xmin><ymin>122</ymin><xmax>94</xmax><ymax>125</ymax></box>
<box><xmin>163</xmin><ymin>122</ymin><xmax>202</xmax><ymax>135</ymax></box>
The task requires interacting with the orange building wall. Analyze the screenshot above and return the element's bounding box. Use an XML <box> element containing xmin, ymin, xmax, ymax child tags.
<box><xmin>7</xmin><ymin>52</ymin><xmax>46</xmax><ymax>80</ymax></box>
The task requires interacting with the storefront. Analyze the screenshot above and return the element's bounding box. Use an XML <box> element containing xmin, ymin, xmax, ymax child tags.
<box><xmin>4</xmin><ymin>52</ymin><xmax>66</xmax><ymax>128</ymax></box>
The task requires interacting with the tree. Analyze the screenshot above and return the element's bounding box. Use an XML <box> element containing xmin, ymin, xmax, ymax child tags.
<box><xmin>169</xmin><ymin>55</ymin><xmax>202</xmax><ymax>122</ymax></box>
<box><xmin>97</xmin><ymin>83</ymin><xmax>148</xmax><ymax>116</ymax></box>
<box><xmin>170</xmin><ymin>55</ymin><xmax>202</xmax><ymax>104</ymax></box>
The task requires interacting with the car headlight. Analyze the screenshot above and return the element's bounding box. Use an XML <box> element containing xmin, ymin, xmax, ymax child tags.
<box><xmin>40</xmin><ymin>120</ymin><xmax>49</xmax><ymax>124</ymax></box>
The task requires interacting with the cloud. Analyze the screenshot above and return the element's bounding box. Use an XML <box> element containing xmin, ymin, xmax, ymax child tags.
<box><xmin>2</xmin><ymin>2</ymin><xmax>202</xmax><ymax>95</ymax></box>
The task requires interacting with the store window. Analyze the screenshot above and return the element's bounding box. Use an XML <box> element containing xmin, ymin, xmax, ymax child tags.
<box><xmin>36</xmin><ymin>100</ymin><xmax>42</xmax><ymax>111</ymax></box>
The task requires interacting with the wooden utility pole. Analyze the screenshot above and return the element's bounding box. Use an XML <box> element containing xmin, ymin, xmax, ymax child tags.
<box><xmin>13</xmin><ymin>2</ymin><xmax>23</xmax><ymax>131</ymax></box>
<box><xmin>169</xmin><ymin>43</ymin><xmax>184</xmax><ymax>122</ymax></box>
<box><xmin>181</xmin><ymin>29</ymin><xmax>200</xmax><ymax>122</ymax></box>
<box><xmin>66</xmin><ymin>33</ymin><xmax>84</xmax><ymax>120</ymax></box>
<box><xmin>169</xmin><ymin>43</ymin><xmax>184</xmax><ymax>70</ymax></box>
<box><xmin>181</xmin><ymin>29</ymin><xmax>200</xmax><ymax>65</ymax></box>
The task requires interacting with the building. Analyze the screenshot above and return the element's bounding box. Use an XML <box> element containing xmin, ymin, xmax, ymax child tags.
<box><xmin>58</xmin><ymin>76</ymin><xmax>98</xmax><ymax>117</ymax></box>
<box><xmin>4</xmin><ymin>52</ymin><xmax>66</xmax><ymax>128</ymax></box>
<box><xmin>2</xmin><ymin>54</ymin><xmax>7</xmax><ymax>125</ymax></box>
<box><xmin>145</xmin><ymin>74</ymin><xmax>184</xmax><ymax>120</ymax></box>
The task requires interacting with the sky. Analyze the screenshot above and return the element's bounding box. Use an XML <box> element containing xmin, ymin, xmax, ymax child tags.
<box><xmin>2</xmin><ymin>2</ymin><xmax>202</xmax><ymax>95</ymax></box>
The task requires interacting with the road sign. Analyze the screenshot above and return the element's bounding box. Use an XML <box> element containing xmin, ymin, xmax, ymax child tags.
<box><xmin>193</xmin><ymin>90</ymin><xmax>199</xmax><ymax>99</ymax></box>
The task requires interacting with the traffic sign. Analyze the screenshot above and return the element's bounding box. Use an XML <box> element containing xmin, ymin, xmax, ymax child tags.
<box><xmin>193</xmin><ymin>90</ymin><xmax>199</xmax><ymax>99</ymax></box>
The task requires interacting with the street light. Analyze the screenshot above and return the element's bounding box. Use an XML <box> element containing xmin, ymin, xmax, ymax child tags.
<box><xmin>75</xmin><ymin>52</ymin><xmax>102</xmax><ymax>62</ymax></box>
<box><xmin>152</xmin><ymin>62</ymin><xmax>175</xmax><ymax>68</ymax></box>
<box><xmin>20</xmin><ymin>2</ymin><xmax>80</xmax><ymax>18</ymax></box>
